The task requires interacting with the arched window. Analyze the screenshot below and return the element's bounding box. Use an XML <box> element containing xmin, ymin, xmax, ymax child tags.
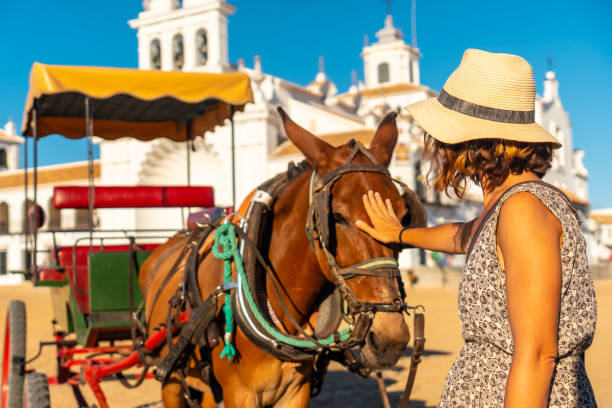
<box><xmin>196</xmin><ymin>29</ymin><xmax>208</xmax><ymax>66</ymax></box>
<box><xmin>377</xmin><ymin>62</ymin><xmax>390</xmax><ymax>84</ymax></box>
<box><xmin>172</xmin><ymin>0</ymin><xmax>183</xmax><ymax>8</ymax></box>
<box><xmin>409</xmin><ymin>62</ymin><xmax>414</xmax><ymax>83</ymax></box>
<box><xmin>0</xmin><ymin>148</ymin><xmax>7</xmax><ymax>170</ymax></box>
<box><xmin>48</xmin><ymin>197</ymin><xmax>61</xmax><ymax>230</ymax></box>
<box><xmin>150</xmin><ymin>39</ymin><xmax>161</xmax><ymax>70</ymax></box>
<box><xmin>0</xmin><ymin>202</ymin><xmax>8</xmax><ymax>233</ymax></box>
<box><xmin>173</xmin><ymin>34</ymin><xmax>184</xmax><ymax>70</ymax></box>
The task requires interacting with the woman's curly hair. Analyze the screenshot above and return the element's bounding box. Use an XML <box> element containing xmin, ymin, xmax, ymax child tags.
<box><xmin>423</xmin><ymin>134</ymin><xmax>555</xmax><ymax>198</ymax></box>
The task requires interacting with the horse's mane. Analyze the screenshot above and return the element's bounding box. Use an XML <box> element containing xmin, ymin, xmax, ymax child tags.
<box><xmin>255</xmin><ymin>159</ymin><xmax>312</xmax><ymax>203</ymax></box>
<box><xmin>286</xmin><ymin>159</ymin><xmax>312</xmax><ymax>183</ymax></box>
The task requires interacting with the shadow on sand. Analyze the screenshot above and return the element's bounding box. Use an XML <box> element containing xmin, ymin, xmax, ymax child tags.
<box><xmin>311</xmin><ymin>368</ymin><xmax>434</xmax><ymax>407</ymax></box>
<box><xmin>309</xmin><ymin>348</ymin><xmax>451</xmax><ymax>408</ymax></box>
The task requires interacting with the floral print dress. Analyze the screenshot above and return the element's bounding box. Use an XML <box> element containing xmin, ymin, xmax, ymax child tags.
<box><xmin>438</xmin><ymin>181</ymin><xmax>597</xmax><ymax>407</ymax></box>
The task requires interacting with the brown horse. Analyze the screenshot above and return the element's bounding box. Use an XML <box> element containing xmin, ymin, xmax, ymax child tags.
<box><xmin>139</xmin><ymin>108</ymin><xmax>419</xmax><ymax>408</ymax></box>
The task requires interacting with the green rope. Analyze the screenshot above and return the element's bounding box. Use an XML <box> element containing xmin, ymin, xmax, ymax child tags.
<box><xmin>212</xmin><ymin>223</ymin><xmax>237</xmax><ymax>360</ymax></box>
<box><xmin>212</xmin><ymin>222</ymin><xmax>351</xmax><ymax>354</ymax></box>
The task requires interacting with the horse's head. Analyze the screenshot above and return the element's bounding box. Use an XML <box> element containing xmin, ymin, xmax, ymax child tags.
<box><xmin>278</xmin><ymin>107</ymin><xmax>423</xmax><ymax>369</ymax></box>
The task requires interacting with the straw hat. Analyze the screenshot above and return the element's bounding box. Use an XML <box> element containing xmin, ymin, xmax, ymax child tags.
<box><xmin>406</xmin><ymin>49</ymin><xmax>561</xmax><ymax>148</ymax></box>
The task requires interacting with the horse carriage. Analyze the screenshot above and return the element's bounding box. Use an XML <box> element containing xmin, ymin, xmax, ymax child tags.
<box><xmin>2</xmin><ymin>63</ymin><xmax>427</xmax><ymax>408</ymax></box>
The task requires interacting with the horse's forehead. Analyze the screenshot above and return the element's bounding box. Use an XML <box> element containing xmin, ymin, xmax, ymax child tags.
<box><xmin>332</xmin><ymin>171</ymin><xmax>396</xmax><ymax>201</ymax></box>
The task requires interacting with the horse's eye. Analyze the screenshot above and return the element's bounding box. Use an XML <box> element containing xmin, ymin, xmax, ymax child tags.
<box><xmin>333</xmin><ymin>212</ymin><xmax>349</xmax><ymax>225</ymax></box>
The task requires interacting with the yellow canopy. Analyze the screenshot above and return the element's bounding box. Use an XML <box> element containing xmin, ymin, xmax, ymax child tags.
<box><xmin>22</xmin><ymin>63</ymin><xmax>254</xmax><ymax>141</ymax></box>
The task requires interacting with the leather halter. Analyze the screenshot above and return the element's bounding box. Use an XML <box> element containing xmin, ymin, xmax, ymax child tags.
<box><xmin>305</xmin><ymin>141</ymin><xmax>409</xmax><ymax>315</ymax></box>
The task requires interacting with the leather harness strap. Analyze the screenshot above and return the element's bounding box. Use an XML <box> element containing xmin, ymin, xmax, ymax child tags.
<box><xmin>398</xmin><ymin>310</ymin><xmax>426</xmax><ymax>408</ymax></box>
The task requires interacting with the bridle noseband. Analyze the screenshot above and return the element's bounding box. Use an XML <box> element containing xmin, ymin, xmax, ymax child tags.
<box><xmin>306</xmin><ymin>141</ymin><xmax>410</xmax><ymax>323</ymax></box>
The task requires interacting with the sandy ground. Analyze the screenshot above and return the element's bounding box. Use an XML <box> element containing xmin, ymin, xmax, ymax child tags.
<box><xmin>1</xmin><ymin>280</ymin><xmax>611</xmax><ymax>408</ymax></box>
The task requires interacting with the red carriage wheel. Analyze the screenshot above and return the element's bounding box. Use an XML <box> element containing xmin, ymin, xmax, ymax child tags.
<box><xmin>1</xmin><ymin>300</ymin><xmax>26</xmax><ymax>408</ymax></box>
<box><xmin>24</xmin><ymin>373</ymin><xmax>50</xmax><ymax>408</ymax></box>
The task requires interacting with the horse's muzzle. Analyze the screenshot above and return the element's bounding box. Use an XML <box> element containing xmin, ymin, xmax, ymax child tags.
<box><xmin>360</xmin><ymin>312</ymin><xmax>410</xmax><ymax>369</ymax></box>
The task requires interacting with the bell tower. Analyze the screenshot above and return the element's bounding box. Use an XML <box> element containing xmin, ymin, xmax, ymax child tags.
<box><xmin>129</xmin><ymin>0</ymin><xmax>236</xmax><ymax>73</ymax></box>
<box><xmin>361</xmin><ymin>13</ymin><xmax>421</xmax><ymax>88</ymax></box>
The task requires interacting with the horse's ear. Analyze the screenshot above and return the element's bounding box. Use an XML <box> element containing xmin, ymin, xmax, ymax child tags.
<box><xmin>369</xmin><ymin>111</ymin><xmax>398</xmax><ymax>167</ymax></box>
<box><xmin>277</xmin><ymin>106</ymin><xmax>334</xmax><ymax>169</ymax></box>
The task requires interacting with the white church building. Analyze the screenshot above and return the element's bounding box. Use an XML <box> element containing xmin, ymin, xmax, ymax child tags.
<box><xmin>0</xmin><ymin>0</ymin><xmax>605</xmax><ymax>283</ymax></box>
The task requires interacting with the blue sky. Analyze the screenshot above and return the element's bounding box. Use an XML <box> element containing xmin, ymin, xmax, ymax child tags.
<box><xmin>1</xmin><ymin>0</ymin><xmax>611</xmax><ymax>207</ymax></box>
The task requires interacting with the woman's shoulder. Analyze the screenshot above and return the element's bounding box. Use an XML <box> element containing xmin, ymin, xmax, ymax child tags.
<box><xmin>498</xmin><ymin>188</ymin><xmax>563</xmax><ymax>237</ymax></box>
<box><xmin>496</xmin><ymin>180</ymin><xmax>579</xmax><ymax>228</ymax></box>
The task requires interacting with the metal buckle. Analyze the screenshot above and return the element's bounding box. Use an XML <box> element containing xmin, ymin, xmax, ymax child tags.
<box><xmin>214</xmin><ymin>282</ymin><xmax>237</xmax><ymax>296</ymax></box>
<box><xmin>177</xmin><ymin>282</ymin><xmax>186</xmax><ymax>302</ymax></box>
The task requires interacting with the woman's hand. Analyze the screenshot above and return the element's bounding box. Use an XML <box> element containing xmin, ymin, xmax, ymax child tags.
<box><xmin>357</xmin><ymin>191</ymin><xmax>468</xmax><ymax>254</ymax></box>
<box><xmin>356</xmin><ymin>191</ymin><xmax>403</xmax><ymax>243</ymax></box>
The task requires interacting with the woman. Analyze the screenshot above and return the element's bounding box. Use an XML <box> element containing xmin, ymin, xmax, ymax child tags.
<box><xmin>356</xmin><ymin>49</ymin><xmax>597</xmax><ymax>407</ymax></box>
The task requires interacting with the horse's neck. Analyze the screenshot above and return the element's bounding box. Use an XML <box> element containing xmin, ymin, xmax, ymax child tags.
<box><xmin>266</xmin><ymin>170</ymin><xmax>327</xmax><ymax>333</ymax></box>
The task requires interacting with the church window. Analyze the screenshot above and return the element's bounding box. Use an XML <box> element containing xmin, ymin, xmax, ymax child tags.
<box><xmin>0</xmin><ymin>251</ymin><xmax>6</xmax><ymax>275</ymax></box>
<box><xmin>48</xmin><ymin>197</ymin><xmax>61</xmax><ymax>230</ymax></box>
<box><xmin>0</xmin><ymin>202</ymin><xmax>8</xmax><ymax>233</ymax></box>
<box><xmin>378</xmin><ymin>62</ymin><xmax>390</xmax><ymax>84</ymax></box>
<box><xmin>150</xmin><ymin>39</ymin><xmax>161</xmax><ymax>70</ymax></box>
<box><xmin>196</xmin><ymin>29</ymin><xmax>208</xmax><ymax>65</ymax></box>
<box><xmin>173</xmin><ymin>34</ymin><xmax>184</xmax><ymax>70</ymax></box>
<box><xmin>409</xmin><ymin>61</ymin><xmax>414</xmax><ymax>83</ymax></box>
<box><xmin>23</xmin><ymin>250</ymin><xmax>31</xmax><ymax>274</ymax></box>
<box><xmin>0</xmin><ymin>148</ymin><xmax>7</xmax><ymax>170</ymax></box>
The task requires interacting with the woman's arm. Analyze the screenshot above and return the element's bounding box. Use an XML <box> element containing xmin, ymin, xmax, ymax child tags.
<box><xmin>498</xmin><ymin>192</ymin><xmax>562</xmax><ymax>408</ymax></box>
<box><xmin>355</xmin><ymin>191</ymin><xmax>467</xmax><ymax>254</ymax></box>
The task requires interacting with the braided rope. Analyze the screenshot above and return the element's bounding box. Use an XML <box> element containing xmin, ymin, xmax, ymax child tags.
<box><xmin>212</xmin><ymin>223</ymin><xmax>351</xmax><ymax>355</ymax></box>
<box><xmin>211</xmin><ymin>223</ymin><xmax>237</xmax><ymax>359</ymax></box>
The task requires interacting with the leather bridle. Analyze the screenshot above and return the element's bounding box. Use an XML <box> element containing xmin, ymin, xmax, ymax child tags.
<box><xmin>305</xmin><ymin>141</ymin><xmax>411</xmax><ymax>322</ymax></box>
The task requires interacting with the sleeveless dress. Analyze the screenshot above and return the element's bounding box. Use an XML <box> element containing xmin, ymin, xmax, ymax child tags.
<box><xmin>438</xmin><ymin>181</ymin><xmax>597</xmax><ymax>407</ymax></box>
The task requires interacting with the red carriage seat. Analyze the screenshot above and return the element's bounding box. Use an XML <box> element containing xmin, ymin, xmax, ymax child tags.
<box><xmin>53</xmin><ymin>186</ymin><xmax>214</xmax><ymax>209</ymax></box>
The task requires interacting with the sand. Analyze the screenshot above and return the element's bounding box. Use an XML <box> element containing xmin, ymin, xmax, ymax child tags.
<box><xmin>1</xmin><ymin>280</ymin><xmax>610</xmax><ymax>408</ymax></box>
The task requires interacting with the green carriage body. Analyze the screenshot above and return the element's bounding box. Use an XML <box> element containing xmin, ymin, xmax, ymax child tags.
<box><xmin>41</xmin><ymin>250</ymin><xmax>151</xmax><ymax>346</ymax></box>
